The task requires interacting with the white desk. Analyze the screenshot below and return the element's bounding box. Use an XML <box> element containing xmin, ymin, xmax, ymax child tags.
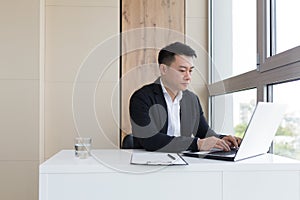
<box><xmin>39</xmin><ymin>150</ymin><xmax>300</xmax><ymax>200</ymax></box>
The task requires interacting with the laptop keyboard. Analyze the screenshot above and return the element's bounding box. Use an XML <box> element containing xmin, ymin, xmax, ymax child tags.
<box><xmin>208</xmin><ymin>148</ymin><xmax>238</xmax><ymax>156</ymax></box>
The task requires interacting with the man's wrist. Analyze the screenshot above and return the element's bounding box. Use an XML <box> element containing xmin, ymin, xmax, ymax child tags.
<box><xmin>197</xmin><ymin>138</ymin><xmax>204</xmax><ymax>151</ymax></box>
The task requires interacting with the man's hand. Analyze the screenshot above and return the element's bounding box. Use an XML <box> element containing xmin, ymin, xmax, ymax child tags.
<box><xmin>222</xmin><ymin>135</ymin><xmax>242</xmax><ymax>149</ymax></box>
<box><xmin>197</xmin><ymin>136</ymin><xmax>231</xmax><ymax>151</ymax></box>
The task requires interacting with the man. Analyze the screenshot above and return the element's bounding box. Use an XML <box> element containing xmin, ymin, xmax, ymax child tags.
<box><xmin>129</xmin><ymin>42</ymin><xmax>241</xmax><ymax>152</ymax></box>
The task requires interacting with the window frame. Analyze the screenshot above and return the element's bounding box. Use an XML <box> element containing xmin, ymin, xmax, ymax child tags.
<box><xmin>261</xmin><ymin>46</ymin><xmax>300</xmax><ymax>72</ymax></box>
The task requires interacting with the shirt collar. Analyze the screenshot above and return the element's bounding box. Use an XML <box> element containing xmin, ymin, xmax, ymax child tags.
<box><xmin>160</xmin><ymin>78</ymin><xmax>183</xmax><ymax>101</ymax></box>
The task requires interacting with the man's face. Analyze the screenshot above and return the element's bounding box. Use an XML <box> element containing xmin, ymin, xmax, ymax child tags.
<box><xmin>160</xmin><ymin>54</ymin><xmax>194</xmax><ymax>95</ymax></box>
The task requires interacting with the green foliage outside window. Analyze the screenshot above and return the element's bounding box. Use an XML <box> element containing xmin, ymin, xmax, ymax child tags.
<box><xmin>234</xmin><ymin>123</ymin><xmax>247</xmax><ymax>138</ymax></box>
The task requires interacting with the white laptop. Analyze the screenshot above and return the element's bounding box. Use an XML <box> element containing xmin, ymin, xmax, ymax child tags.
<box><xmin>182</xmin><ymin>102</ymin><xmax>287</xmax><ymax>161</ymax></box>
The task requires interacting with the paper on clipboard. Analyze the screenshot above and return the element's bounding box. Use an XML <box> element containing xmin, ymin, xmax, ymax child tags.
<box><xmin>130</xmin><ymin>152</ymin><xmax>188</xmax><ymax>166</ymax></box>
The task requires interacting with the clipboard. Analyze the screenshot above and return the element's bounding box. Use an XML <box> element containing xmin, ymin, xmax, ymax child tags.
<box><xmin>130</xmin><ymin>152</ymin><xmax>188</xmax><ymax>166</ymax></box>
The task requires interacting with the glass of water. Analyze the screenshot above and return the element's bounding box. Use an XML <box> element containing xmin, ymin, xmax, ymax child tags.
<box><xmin>74</xmin><ymin>137</ymin><xmax>92</xmax><ymax>159</ymax></box>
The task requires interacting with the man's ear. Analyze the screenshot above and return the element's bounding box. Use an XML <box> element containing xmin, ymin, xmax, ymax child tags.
<box><xmin>159</xmin><ymin>64</ymin><xmax>167</xmax><ymax>74</ymax></box>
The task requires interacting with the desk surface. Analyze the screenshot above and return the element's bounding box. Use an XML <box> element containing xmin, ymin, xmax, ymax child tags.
<box><xmin>40</xmin><ymin>150</ymin><xmax>300</xmax><ymax>200</ymax></box>
<box><xmin>40</xmin><ymin>149</ymin><xmax>300</xmax><ymax>174</ymax></box>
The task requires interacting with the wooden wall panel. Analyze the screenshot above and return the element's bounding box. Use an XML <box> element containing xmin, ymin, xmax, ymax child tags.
<box><xmin>121</xmin><ymin>0</ymin><xmax>185</xmax><ymax>140</ymax></box>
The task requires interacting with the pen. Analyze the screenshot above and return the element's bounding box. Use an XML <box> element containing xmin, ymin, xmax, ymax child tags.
<box><xmin>167</xmin><ymin>154</ymin><xmax>176</xmax><ymax>160</ymax></box>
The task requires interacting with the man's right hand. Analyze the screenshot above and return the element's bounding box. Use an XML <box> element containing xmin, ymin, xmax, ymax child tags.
<box><xmin>197</xmin><ymin>136</ymin><xmax>231</xmax><ymax>151</ymax></box>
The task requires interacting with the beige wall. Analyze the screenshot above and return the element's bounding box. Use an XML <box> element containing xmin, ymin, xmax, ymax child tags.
<box><xmin>0</xmin><ymin>0</ymin><xmax>208</xmax><ymax>199</ymax></box>
<box><xmin>44</xmin><ymin>0</ymin><xmax>120</xmax><ymax>159</ymax></box>
<box><xmin>0</xmin><ymin>0</ymin><xmax>40</xmax><ymax>199</ymax></box>
<box><xmin>186</xmin><ymin>0</ymin><xmax>209</xmax><ymax>116</ymax></box>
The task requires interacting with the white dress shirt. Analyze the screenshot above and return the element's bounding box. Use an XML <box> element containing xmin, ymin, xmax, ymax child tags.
<box><xmin>160</xmin><ymin>79</ymin><xmax>182</xmax><ymax>137</ymax></box>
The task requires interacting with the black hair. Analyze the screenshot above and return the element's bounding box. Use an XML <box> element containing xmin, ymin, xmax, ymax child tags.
<box><xmin>158</xmin><ymin>42</ymin><xmax>197</xmax><ymax>65</ymax></box>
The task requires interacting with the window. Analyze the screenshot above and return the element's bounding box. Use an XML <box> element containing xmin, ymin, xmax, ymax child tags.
<box><xmin>211</xmin><ymin>89</ymin><xmax>257</xmax><ymax>137</ymax></box>
<box><xmin>272</xmin><ymin>80</ymin><xmax>300</xmax><ymax>160</ymax></box>
<box><xmin>275</xmin><ymin>0</ymin><xmax>300</xmax><ymax>54</ymax></box>
<box><xmin>211</xmin><ymin>0</ymin><xmax>256</xmax><ymax>83</ymax></box>
<box><xmin>209</xmin><ymin>0</ymin><xmax>300</xmax><ymax>160</ymax></box>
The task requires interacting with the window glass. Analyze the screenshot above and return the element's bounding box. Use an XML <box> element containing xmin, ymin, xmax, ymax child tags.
<box><xmin>211</xmin><ymin>0</ymin><xmax>256</xmax><ymax>82</ymax></box>
<box><xmin>211</xmin><ymin>89</ymin><xmax>257</xmax><ymax>137</ymax></box>
<box><xmin>275</xmin><ymin>0</ymin><xmax>300</xmax><ymax>54</ymax></box>
<box><xmin>272</xmin><ymin>80</ymin><xmax>300</xmax><ymax>160</ymax></box>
